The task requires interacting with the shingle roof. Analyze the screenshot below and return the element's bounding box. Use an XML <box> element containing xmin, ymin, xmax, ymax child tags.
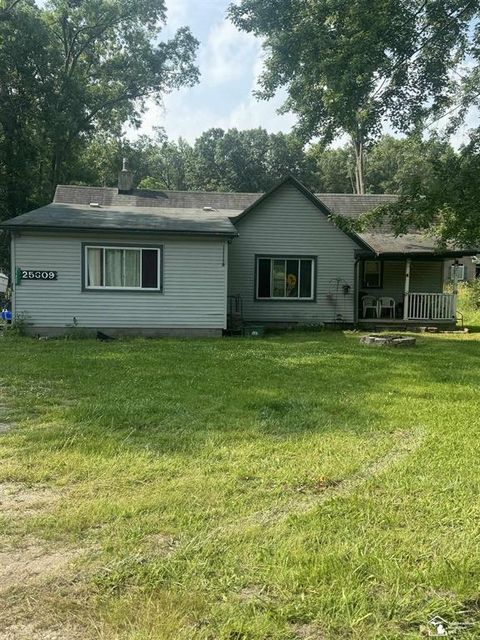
<box><xmin>54</xmin><ymin>185</ymin><xmax>260</xmax><ymax>211</ymax></box>
<box><xmin>1</xmin><ymin>203</ymin><xmax>238</xmax><ymax>237</ymax></box>
<box><xmin>315</xmin><ymin>193</ymin><xmax>398</xmax><ymax>217</ymax></box>
<box><xmin>52</xmin><ymin>185</ymin><xmax>398</xmax><ymax>218</ymax></box>
<box><xmin>2</xmin><ymin>183</ymin><xmax>474</xmax><ymax>257</ymax></box>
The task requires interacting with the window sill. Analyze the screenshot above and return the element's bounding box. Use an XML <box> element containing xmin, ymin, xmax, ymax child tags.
<box><xmin>83</xmin><ymin>287</ymin><xmax>163</xmax><ymax>294</ymax></box>
<box><xmin>255</xmin><ymin>297</ymin><xmax>316</xmax><ymax>303</ymax></box>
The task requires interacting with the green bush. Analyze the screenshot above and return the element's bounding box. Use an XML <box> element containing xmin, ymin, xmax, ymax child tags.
<box><xmin>459</xmin><ymin>280</ymin><xmax>480</xmax><ymax>311</ymax></box>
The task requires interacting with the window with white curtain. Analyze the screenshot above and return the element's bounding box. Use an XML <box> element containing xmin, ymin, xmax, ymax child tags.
<box><xmin>85</xmin><ymin>246</ymin><xmax>161</xmax><ymax>290</ymax></box>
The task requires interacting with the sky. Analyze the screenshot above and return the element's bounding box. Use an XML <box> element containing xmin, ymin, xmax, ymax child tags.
<box><xmin>130</xmin><ymin>0</ymin><xmax>478</xmax><ymax>148</ymax></box>
<box><xmin>131</xmin><ymin>0</ymin><xmax>297</xmax><ymax>143</ymax></box>
<box><xmin>36</xmin><ymin>0</ymin><xmax>478</xmax><ymax>147</ymax></box>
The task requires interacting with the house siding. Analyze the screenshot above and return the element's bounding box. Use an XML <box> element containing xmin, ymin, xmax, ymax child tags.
<box><xmin>13</xmin><ymin>231</ymin><xmax>227</xmax><ymax>334</ymax></box>
<box><xmin>360</xmin><ymin>260</ymin><xmax>444</xmax><ymax>302</ymax></box>
<box><xmin>228</xmin><ymin>182</ymin><xmax>359</xmax><ymax>324</ymax></box>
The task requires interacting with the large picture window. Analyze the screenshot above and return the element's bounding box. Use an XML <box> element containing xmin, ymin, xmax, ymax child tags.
<box><xmin>256</xmin><ymin>256</ymin><xmax>315</xmax><ymax>300</ymax></box>
<box><xmin>85</xmin><ymin>246</ymin><xmax>162</xmax><ymax>291</ymax></box>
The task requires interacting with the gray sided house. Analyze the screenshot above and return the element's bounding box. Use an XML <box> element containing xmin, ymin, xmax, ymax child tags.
<box><xmin>1</xmin><ymin>171</ymin><xmax>477</xmax><ymax>336</ymax></box>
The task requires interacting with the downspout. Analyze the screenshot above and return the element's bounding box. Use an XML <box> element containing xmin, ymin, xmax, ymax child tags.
<box><xmin>353</xmin><ymin>257</ymin><xmax>360</xmax><ymax>325</ymax></box>
<box><xmin>223</xmin><ymin>239</ymin><xmax>230</xmax><ymax>331</ymax></box>
<box><xmin>10</xmin><ymin>232</ymin><xmax>16</xmax><ymax>320</ymax></box>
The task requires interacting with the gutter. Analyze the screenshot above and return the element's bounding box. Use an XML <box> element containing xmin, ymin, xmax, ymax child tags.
<box><xmin>0</xmin><ymin>224</ymin><xmax>238</xmax><ymax>239</ymax></box>
<box><xmin>355</xmin><ymin>249</ymin><xmax>478</xmax><ymax>260</ymax></box>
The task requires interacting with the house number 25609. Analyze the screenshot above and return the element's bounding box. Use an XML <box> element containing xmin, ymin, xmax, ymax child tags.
<box><xmin>21</xmin><ymin>270</ymin><xmax>58</xmax><ymax>280</ymax></box>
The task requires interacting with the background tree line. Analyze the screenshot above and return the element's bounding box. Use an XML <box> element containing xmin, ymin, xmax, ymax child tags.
<box><xmin>66</xmin><ymin>128</ymin><xmax>457</xmax><ymax>198</ymax></box>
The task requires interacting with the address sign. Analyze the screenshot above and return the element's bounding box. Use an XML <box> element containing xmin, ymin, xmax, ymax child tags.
<box><xmin>21</xmin><ymin>270</ymin><xmax>58</xmax><ymax>281</ymax></box>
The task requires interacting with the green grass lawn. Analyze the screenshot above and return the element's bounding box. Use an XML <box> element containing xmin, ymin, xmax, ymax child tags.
<box><xmin>1</xmin><ymin>326</ymin><xmax>480</xmax><ymax>639</ymax></box>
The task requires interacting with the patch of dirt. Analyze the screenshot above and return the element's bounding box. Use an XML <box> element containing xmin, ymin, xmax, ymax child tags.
<box><xmin>0</xmin><ymin>422</ymin><xmax>12</xmax><ymax>433</ymax></box>
<box><xmin>290</xmin><ymin>622</ymin><xmax>326</xmax><ymax>639</ymax></box>
<box><xmin>0</xmin><ymin>483</ymin><xmax>60</xmax><ymax>516</ymax></box>
<box><xmin>0</xmin><ymin>623</ymin><xmax>85</xmax><ymax>640</ymax></box>
<box><xmin>0</xmin><ymin>542</ymin><xmax>84</xmax><ymax>592</ymax></box>
<box><xmin>0</xmin><ymin>622</ymin><xmax>86</xmax><ymax>640</ymax></box>
<box><xmin>293</xmin><ymin>476</ymin><xmax>342</xmax><ymax>494</ymax></box>
<box><xmin>145</xmin><ymin>532</ymin><xmax>178</xmax><ymax>556</ymax></box>
<box><xmin>236</xmin><ymin>584</ymin><xmax>270</xmax><ymax>601</ymax></box>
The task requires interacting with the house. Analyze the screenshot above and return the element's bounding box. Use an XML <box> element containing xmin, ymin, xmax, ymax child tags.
<box><xmin>1</xmin><ymin>166</ymin><xmax>477</xmax><ymax>336</ymax></box>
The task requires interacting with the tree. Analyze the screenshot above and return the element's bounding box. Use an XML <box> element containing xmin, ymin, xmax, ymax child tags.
<box><xmin>364</xmin><ymin>135</ymin><xmax>456</xmax><ymax>194</ymax></box>
<box><xmin>42</xmin><ymin>0</ymin><xmax>198</xmax><ymax>192</ymax></box>
<box><xmin>0</xmin><ymin>0</ymin><xmax>199</xmax><ymax>197</ymax></box>
<box><xmin>365</xmin><ymin>134</ymin><xmax>480</xmax><ymax>247</ymax></box>
<box><xmin>229</xmin><ymin>0</ymin><xmax>477</xmax><ymax>193</ymax></box>
<box><xmin>189</xmin><ymin>127</ymin><xmax>308</xmax><ymax>192</ymax></box>
<box><xmin>305</xmin><ymin>145</ymin><xmax>356</xmax><ymax>193</ymax></box>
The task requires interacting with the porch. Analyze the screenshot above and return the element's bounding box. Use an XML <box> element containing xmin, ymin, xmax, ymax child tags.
<box><xmin>357</xmin><ymin>257</ymin><xmax>458</xmax><ymax>326</ymax></box>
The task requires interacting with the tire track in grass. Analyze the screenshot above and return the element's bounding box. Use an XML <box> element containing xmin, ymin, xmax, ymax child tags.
<box><xmin>180</xmin><ymin>427</ymin><xmax>425</xmax><ymax>552</ymax></box>
<box><xmin>254</xmin><ymin>426</ymin><xmax>425</xmax><ymax>526</ymax></box>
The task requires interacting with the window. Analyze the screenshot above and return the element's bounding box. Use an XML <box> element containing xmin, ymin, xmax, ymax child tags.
<box><xmin>256</xmin><ymin>257</ymin><xmax>314</xmax><ymax>300</ymax></box>
<box><xmin>85</xmin><ymin>246</ymin><xmax>161</xmax><ymax>291</ymax></box>
<box><xmin>362</xmin><ymin>260</ymin><xmax>383</xmax><ymax>288</ymax></box>
<box><xmin>450</xmin><ymin>263</ymin><xmax>465</xmax><ymax>281</ymax></box>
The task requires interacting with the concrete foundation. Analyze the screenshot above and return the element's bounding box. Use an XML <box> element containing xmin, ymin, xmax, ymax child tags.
<box><xmin>24</xmin><ymin>326</ymin><xmax>223</xmax><ymax>339</ymax></box>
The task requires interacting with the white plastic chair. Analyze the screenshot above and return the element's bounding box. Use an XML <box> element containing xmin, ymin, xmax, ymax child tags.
<box><xmin>377</xmin><ymin>296</ymin><xmax>395</xmax><ymax>319</ymax></box>
<box><xmin>362</xmin><ymin>295</ymin><xmax>378</xmax><ymax>318</ymax></box>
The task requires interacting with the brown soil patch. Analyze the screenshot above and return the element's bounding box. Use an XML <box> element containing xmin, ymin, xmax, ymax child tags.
<box><xmin>0</xmin><ymin>542</ymin><xmax>83</xmax><ymax>592</ymax></box>
<box><xmin>0</xmin><ymin>422</ymin><xmax>12</xmax><ymax>434</ymax></box>
<box><xmin>0</xmin><ymin>483</ymin><xmax>60</xmax><ymax>516</ymax></box>
<box><xmin>236</xmin><ymin>584</ymin><xmax>269</xmax><ymax>601</ymax></box>
<box><xmin>291</xmin><ymin>622</ymin><xmax>326</xmax><ymax>639</ymax></box>
<box><xmin>0</xmin><ymin>622</ymin><xmax>86</xmax><ymax>640</ymax></box>
<box><xmin>145</xmin><ymin>532</ymin><xmax>178</xmax><ymax>555</ymax></box>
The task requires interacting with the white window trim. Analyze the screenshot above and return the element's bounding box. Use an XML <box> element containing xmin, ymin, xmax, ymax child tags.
<box><xmin>84</xmin><ymin>245</ymin><xmax>162</xmax><ymax>291</ymax></box>
<box><xmin>256</xmin><ymin>256</ymin><xmax>315</xmax><ymax>301</ymax></box>
<box><xmin>450</xmin><ymin>263</ymin><xmax>465</xmax><ymax>281</ymax></box>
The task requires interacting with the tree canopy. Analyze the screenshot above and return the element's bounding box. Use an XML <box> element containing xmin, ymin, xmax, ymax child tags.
<box><xmin>0</xmin><ymin>0</ymin><xmax>198</xmax><ymax>212</ymax></box>
<box><xmin>229</xmin><ymin>0</ymin><xmax>478</xmax><ymax>193</ymax></box>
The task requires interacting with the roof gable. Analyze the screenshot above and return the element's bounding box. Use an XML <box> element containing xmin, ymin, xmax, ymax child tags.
<box><xmin>231</xmin><ymin>176</ymin><xmax>374</xmax><ymax>252</ymax></box>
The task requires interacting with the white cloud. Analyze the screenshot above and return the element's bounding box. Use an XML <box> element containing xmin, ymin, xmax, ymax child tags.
<box><xmin>130</xmin><ymin>19</ymin><xmax>298</xmax><ymax>142</ymax></box>
<box><xmin>222</xmin><ymin>50</ymin><xmax>297</xmax><ymax>132</ymax></box>
<box><xmin>200</xmin><ymin>19</ymin><xmax>259</xmax><ymax>86</ymax></box>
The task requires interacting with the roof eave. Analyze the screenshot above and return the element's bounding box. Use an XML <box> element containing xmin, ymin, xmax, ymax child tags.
<box><xmin>0</xmin><ymin>223</ymin><xmax>238</xmax><ymax>238</ymax></box>
<box><xmin>355</xmin><ymin>248</ymin><xmax>478</xmax><ymax>259</ymax></box>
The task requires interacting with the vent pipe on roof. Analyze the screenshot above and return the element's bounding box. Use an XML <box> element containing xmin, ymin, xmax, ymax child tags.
<box><xmin>118</xmin><ymin>157</ymin><xmax>134</xmax><ymax>194</ymax></box>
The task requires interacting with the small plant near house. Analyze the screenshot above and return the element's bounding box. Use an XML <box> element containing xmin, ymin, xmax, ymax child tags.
<box><xmin>3</xmin><ymin>312</ymin><xmax>29</xmax><ymax>337</ymax></box>
<box><xmin>63</xmin><ymin>317</ymin><xmax>95</xmax><ymax>340</ymax></box>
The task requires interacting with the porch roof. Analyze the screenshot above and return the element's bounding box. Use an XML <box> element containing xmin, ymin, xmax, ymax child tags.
<box><xmin>355</xmin><ymin>231</ymin><xmax>478</xmax><ymax>258</ymax></box>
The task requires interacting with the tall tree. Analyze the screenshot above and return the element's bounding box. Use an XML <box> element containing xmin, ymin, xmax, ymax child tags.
<box><xmin>229</xmin><ymin>0</ymin><xmax>477</xmax><ymax>193</ymax></box>
<box><xmin>42</xmin><ymin>0</ymin><xmax>199</xmax><ymax>192</ymax></box>
<box><xmin>365</xmin><ymin>134</ymin><xmax>480</xmax><ymax>247</ymax></box>
<box><xmin>0</xmin><ymin>0</ymin><xmax>199</xmax><ymax>202</ymax></box>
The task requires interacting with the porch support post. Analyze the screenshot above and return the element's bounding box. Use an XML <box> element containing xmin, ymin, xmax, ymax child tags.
<box><xmin>403</xmin><ymin>258</ymin><xmax>411</xmax><ymax>320</ymax></box>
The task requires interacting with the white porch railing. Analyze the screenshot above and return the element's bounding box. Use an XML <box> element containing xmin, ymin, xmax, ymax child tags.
<box><xmin>407</xmin><ymin>293</ymin><xmax>457</xmax><ymax>321</ymax></box>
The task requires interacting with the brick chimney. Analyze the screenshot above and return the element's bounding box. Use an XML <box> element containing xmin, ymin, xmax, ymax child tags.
<box><xmin>118</xmin><ymin>158</ymin><xmax>133</xmax><ymax>194</ymax></box>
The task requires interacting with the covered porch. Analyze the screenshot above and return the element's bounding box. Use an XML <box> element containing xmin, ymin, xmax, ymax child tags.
<box><xmin>357</xmin><ymin>256</ymin><xmax>458</xmax><ymax>326</ymax></box>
